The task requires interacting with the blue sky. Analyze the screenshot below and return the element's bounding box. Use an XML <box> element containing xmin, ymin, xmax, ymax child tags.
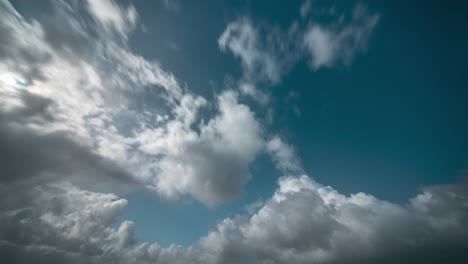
<box><xmin>1</xmin><ymin>0</ymin><xmax>467</xmax><ymax>263</ymax></box>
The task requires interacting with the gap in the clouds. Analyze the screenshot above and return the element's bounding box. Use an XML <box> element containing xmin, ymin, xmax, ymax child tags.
<box><xmin>120</xmin><ymin>154</ymin><xmax>281</xmax><ymax>246</ymax></box>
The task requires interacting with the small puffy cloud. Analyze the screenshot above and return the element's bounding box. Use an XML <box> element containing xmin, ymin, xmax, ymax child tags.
<box><xmin>266</xmin><ymin>136</ymin><xmax>303</xmax><ymax>173</ymax></box>
<box><xmin>303</xmin><ymin>4</ymin><xmax>380</xmax><ymax>69</ymax></box>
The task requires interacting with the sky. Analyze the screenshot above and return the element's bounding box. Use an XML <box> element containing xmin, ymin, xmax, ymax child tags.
<box><xmin>0</xmin><ymin>0</ymin><xmax>467</xmax><ymax>263</ymax></box>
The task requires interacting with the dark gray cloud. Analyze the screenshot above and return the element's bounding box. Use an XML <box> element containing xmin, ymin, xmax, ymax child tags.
<box><xmin>0</xmin><ymin>92</ymin><xmax>137</xmax><ymax>211</ymax></box>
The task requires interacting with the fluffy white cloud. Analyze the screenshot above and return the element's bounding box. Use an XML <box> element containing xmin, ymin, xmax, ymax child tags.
<box><xmin>200</xmin><ymin>175</ymin><xmax>468</xmax><ymax>264</ymax></box>
<box><xmin>137</xmin><ymin>91</ymin><xmax>264</xmax><ymax>205</ymax></box>
<box><xmin>1</xmin><ymin>177</ymin><xmax>467</xmax><ymax>264</ymax></box>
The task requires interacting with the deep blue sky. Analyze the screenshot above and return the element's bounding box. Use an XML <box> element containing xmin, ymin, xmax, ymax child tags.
<box><xmin>103</xmin><ymin>0</ymin><xmax>468</xmax><ymax>246</ymax></box>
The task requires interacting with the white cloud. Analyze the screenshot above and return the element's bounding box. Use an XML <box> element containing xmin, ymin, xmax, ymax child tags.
<box><xmin>0</xmin><ymin>0</ymin><xmax>209</xmax><ymax>203</ymax></box>
<box><xmin>137</xmin><ymin>91</ymin><xmax>264</xmax><ymax>206</ymax></box>
<box><xmin>266</xmin><ymin>136</ymin><xmax>302</xmax><ymax>173</ymax></box>
<box><xmin>86</xmin><ymin>0</ymin><xmax>137</xmax><ymax>38</ymax></box>
<box><xmin>200</xmin><ymin>175</ymin><xmax>468</xmax><ymax>264</ymax></box>
<box><xmin>219</xmin><ymin>3</ymin><xmax>380</xmax><ymax>84</ymax></box>
<box><xmin>218</xmin><ymin>18</ymin><xmax>286</xmax><ymax>84</ymax></box>
<box><xmin>303</xmin><ymin>4</ymin><xmax>380</xmax><ymax>69</ymax></box>
<box><xmin>1</xmin><ymin>175</ymin><xmax>467</xmax><ymax>264</ymax></box>
<box><xmin>0</xmin><ymin>183</ymin><xmax>203</xmax><ymax>264</ymax></box>
<box><xmin>303</xmin><ymin>26</ymin><xmax>335</xmax><ymax>68</ymax></box>
<box><xmin>239</xmin><ymin>82</ymin><xmax>269</xmax><ymax>106</ymax></box>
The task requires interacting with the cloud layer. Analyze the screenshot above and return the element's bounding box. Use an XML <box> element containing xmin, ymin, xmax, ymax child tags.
<box><xmin>1</xmin><ymin>175</ymin><xmax>467</xmax><ymax>264</ymax></box>
<box><xmin>200</xmin><ymin>176</ymin><xmax>468</xmax><ymax>264</ymax></box>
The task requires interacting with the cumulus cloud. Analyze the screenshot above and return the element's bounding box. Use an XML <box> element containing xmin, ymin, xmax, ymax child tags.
<box><xmin>200</xmin><ymin>175</ymin><xmax>468</xmax><ymax>264</ymax></box>
<box><xmin>2</xmin><ymin>176</ymin><xmax>466</xmax><ymax>264</ymax></box>
<box><xmin>137</xmin><ymin>91</ymin><xmax>264</xmax><ymax>206</ymax></box>
<box><xmin>0</xmin><ymin>183</ymin><xmax>202</xmax><ymax>264</ymax></box>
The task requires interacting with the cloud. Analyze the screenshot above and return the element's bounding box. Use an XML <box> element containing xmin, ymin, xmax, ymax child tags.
<box><xmin>85</xmin><ymin>0</ymin><xmax>138</xmax><ymax>38</ymax></box>
<box><xmin>239</xmin><ymin>82</ymin><xmax>270</xmax><ymax>106</ymax></box>
<box><xmin>1</xmin><ymin>176</ymin><xmax>467</xmax><ymax>264</ymax></box>
<box><xmin>1</xmin><ymin>0</ymin><xmax>282</xmax><ymax>208</ymax></box>
<box><xmin>0</xmin><ymin>0</ymin><xmax>146</xmax><ymax>197</ymax></box>
<box><xmin>200</xmin><ymin>175</ymin><xmax>468</xmax><ymax>264</ymax></box>
<box><xmin>0</xmin><ymin>96</ymin><xmax>136</xmax><ymax>206</ymax></box>
<box><xmin>137</xmin><ymin>91</ymin><xmax>264</xmax><ymax>206</ymax></box>
<box><xmin>219</xmin><ymin>3</ymin><xmax>379</xmax><ymax>84</ymax></box>
<box><xmin>303</xmin><ymin>4</ymin><xmax>380</xmax><ymax>69</ymax></box>
<box><xmin>266</xmin><ymin>136</ymin><xmax>303</xmax><ymax>173</ymax></box>
<box><xmin>218</xmin><ymin>18</ymin><xmax>281</xmax><ymax>84</ymax></box>
<box><xmin>2</xmin><ymin>1</ymin><xmax>467</xmax><ymax>263</ymax></box>
<box><xmin>300</xmin><ymin>0</ymin><xmax>312</xmax><ymax>19</ymax></box>
<box><xmin>2</xmin><ymin>0</ymin><xmax>306</xmax><ymax>209</ymax></box>
<box><xmin>218</xmin><ymin>18</ymin><xmax>301</xmax><ymax>85</ymax></box>
<box><xmin>0</xmin><ymin>183</ymin><xmax>202</xmax><ymax>264</ymax></box>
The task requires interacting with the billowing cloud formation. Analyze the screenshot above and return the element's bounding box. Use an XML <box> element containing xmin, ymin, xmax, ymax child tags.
<box><xmin>218</xmin><ymin>3</ymin><xmax>379</xmax><ymax>84</ymax></box>
<box><xmin>137</xmin><ymin>91</ymin><xmax>264</xmax><ymax>205</ymax></box>
<box><xmin>200</xmin><ymin>176</ymin><xmax>468</xmax><ymax>264</ymax></box>
<box><xmin>0</xmin><ymin>184</ymin><xmax>201</xmax><ymax>264</ymax></box>
<box><xmin>0</xmin><ymin>0</ymin><xmax>268</xmax><ymax>205</ymax></box>
<box><xmin>1</xmin><ymin>176</ymin><xmax>467</xmax><ymax>263</ymax></box>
